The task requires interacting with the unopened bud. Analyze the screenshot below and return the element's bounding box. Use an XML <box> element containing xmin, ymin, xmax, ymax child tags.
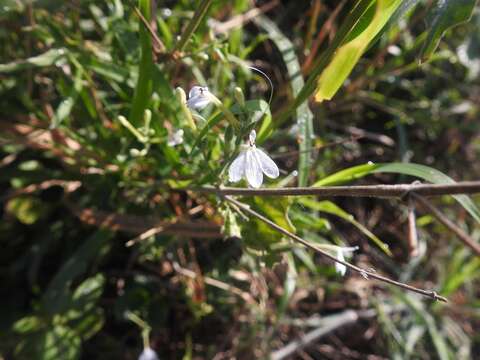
<box><xmin>175</xmin><ymin>87</ymin><xmax>187</xmax><ymax>104</ymax></box>
<box><xmin>234</xmin><ymin>87</ymin><xmax>245</xmax><ymax>107</ymax></box>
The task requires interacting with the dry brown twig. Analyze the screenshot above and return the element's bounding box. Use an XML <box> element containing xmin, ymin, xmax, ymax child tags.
<box><xmin>193</xmin><ymin>181</ymin><xmax>480</xmax><ymax>198</ymax></box>
<box><xmin>211</xmin><ymin>0</ymin><xmax>279</xmax><ymax>34</ymax></box>
<box><xmin>224</xmin><ymin>195</ymin><xmax>448</xmax><ymax>302</ymax></box>
<box><xmin>413</xmin><ymin>193</ymin><xmax>480</xmax><ymax>257</ymax></box>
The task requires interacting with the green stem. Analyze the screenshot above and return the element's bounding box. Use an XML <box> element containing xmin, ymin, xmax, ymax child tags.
<box><xmin>173</xmin><ymin>0</ymin><xmax>214</xmax><ymax>52</ymax></box>
<box><xmin>129</xmin><ymin>0</ymin><xmax>154</xmax><ymax>126</ymax></box>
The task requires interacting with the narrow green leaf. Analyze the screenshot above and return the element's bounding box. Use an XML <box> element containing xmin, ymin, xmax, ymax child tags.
<box><xmin>174</xmin><ymin>0</ymin><xmax>214</xmax><ymax>52</ymax></box>
<box><xmin>398</xmin><ymin>292</ymin><xmax>452</xmax><ymax>360</ymax></box>
<box><xmin>314</xmin><ymin>0</ymin><xmax>402</xmax><ymax>102</ymax></box>
<box><xmin>129</xmin><ymin>0</ymin><xmax>153</xmax><ymax>126</ymax></box>
<box><xmin>254</xmin><ymin>15</ymin><xmax>314</xmax><ymax>186</ymax></box>
<box><xmin>0</xmin><ymin>48</ymin><xmax>66</xmax><ymax>73</ymax></box>
<box><xmin>420</xmin><ymin>0</ymin><xmax>477</xmax><ymax>61</ymax></box>
<box><xmin>313</xmin><ymin>162</ymin><xmax>480</xmax><ymax>224</ymax></box>
<box><xmin>300</xmin><ymin>198</ymin><xmax>391</xmax><ymax>255</ymax></box>
<box><xmin>51</xmin><ymin>69</ymin><xmax>83</xmax><ymax>128</ymax></box>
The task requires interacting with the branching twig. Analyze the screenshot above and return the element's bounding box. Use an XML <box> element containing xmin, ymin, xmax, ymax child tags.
<box><xmin>211</xmin><ymin>0</ymin><xmax>279</xmax><ymax>34</ymax></box>
<box><xmin>413</xmin><ymin>194</ymin><xmax>480</xmax><ymax>257</ymax></box>
<box><xmin>193</xmin><ymin>181</ymin><xmax>480</xmax><ymax>198</ymax></box>
<box><xmin>133</xmin><ymin>6</ymin><xmax>166</xmax><ymax>53</ymax></box>
<box><xmin>224</xmin><ymin>196</ymin><xmax>447</xmax><ymax>302</ymax></box>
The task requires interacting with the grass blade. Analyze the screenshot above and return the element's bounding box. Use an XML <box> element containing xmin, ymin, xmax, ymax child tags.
<box><xmin>254</xmin><ymin>15</ymin><xmax>314</xmax><ymax>186</ymax></box>
<box><xmin>129</xmin><ymin>0</ymin><xmax>154</xmax><ymax>126</ymax></box>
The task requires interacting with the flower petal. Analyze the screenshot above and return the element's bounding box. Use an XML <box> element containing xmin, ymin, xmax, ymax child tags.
<box><xmin>335</xmin><ymin>249</ymin><xmax>347</xmax><ymax>276</ymax></box>
<box><xmin>228</xmin><ymin>151</ymin><xmax>246</xmax><ymax>183</ymax></box>
<box><xmin>245</xmin><ymin>149</ymin><xmax>263</xmax><ymax>188</ymax></box>
<box><xmin>187</xmin><ymin>86</ymin><xmax>211</xmax><ymax>110</ymax></box>
<box><xmin>188</xmin><ymin>86</ymin><xmax>207</xmax><ymax>99</ymax></box>
<box><xmin>187</xmin><ymin>96</ymin><xmax>210</xmax><ymax>110</ymax></box>
<box><xmin>249</xmin><ymin>129</ymin><xmax>256</xmax><ymax>145</ymax></box>
<box><xmin>254</xmin><ymin>148</ymin><xmax>279</xmax><ymax>179</ymax></box>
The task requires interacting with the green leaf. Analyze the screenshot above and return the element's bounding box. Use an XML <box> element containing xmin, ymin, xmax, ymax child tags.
<box><xmin>0</xmin><ymin>48</ymin><xmax>66</xmax><ymax>73</ymax></box>
<box><xmin>13</xmin><ymin>316</ymin><xmax>44</xmax><ymax>334</ymax></box>
<box><xmin>243</xmin><ymin>196</ymin><xmax>295</xmax><ymax>249</ymax></box>
<box><xmin>15</xmin><ymin>325</ymin><xmax>81</xmax><ymax>360</ymax></box>
<box><xmin>441</xmin><ymin>249</ymin><xmax>480</xmax><ymax>296</ymax></box>
<box><xmin>420</xmin><ymin>0</ymin><xmax>477</xmax><ymax>61</ymax></box>
<box><xmin>6</xmin><ymin>196</ymin><xmax>45</xmax><ymax>225</ymax></box>
<box><xmin>299</xmin><ymin>198</ymin><xmax>391</xmax><ymax>255</ymax></box>
<box><xmin>51</xmin><ymin>69</ymin><xmax>83</xmax><ymax>128</ymax></box>
<box><xmin>68</xmin><ymin>274</ymin><xmax>106</xmax><ymax>318</ymax></box>
<box><xmin>42</xmin><ymin>230</ymin><xmax>110</xmax><ymax>315</ymax></box>
<box><xmin>313</xmin><ymin>162</ymin><xmax>480</xmax><ymax>224</ymax></box>
<box><xmin>129</xmin><ymin>0</ymin><xmax>154</xmax><ymax>126</ymax></box>
<box><xmin>314</xmin><ymin>0</ymin><xmax>402</xmax><ymax>102</ymax></box>
<box><xmin>254</xmin><ymin>15</ymin><xmax>313</xmax><ymax>186</ymax></box>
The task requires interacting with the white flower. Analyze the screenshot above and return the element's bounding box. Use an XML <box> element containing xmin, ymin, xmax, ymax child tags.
<box><xmin>167</xmin><ymin>129</ymin><xmax>184</xmax><ymax>146</ymax></box>
<box><xmin>228</xmin><ymin>130</ymin><xmax>279</xmax><ymax>188</ymax></box>
<box><xmin>186</xmin><ymin>86</ymin><xmax>211</xmax><ymax>110</ymax></box>
<box><xmin>138</xmin><ymin>347</ymin><xmax>159</xmax><ymax>360</ymax></box>
<box><xmin>335</xmin><ymin>246</ymin><xmax>359</xmax><ymax>276</ymax></box>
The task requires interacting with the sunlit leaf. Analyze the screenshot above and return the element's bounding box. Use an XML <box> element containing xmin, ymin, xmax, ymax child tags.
<box><xmin>314</xmin><ymin>0</ymin><xmax>402</xmax><ymax>102</ymax></box>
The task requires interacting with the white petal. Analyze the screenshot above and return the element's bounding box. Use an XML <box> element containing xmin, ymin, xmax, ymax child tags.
<box><xmin>245</xmin><ymin>149</ymin><xmax>263</xmax><ymax>188</ymax></box>
<box><xmin>167</xmin><ymin>129</ymin><xmax>184</xmax><ymax>146</ymax></box>
<box><xmin>139</xmin><ymin>347</ymin><xmax>159</xmax><ymax>360</ymax></box>
<box><xmin>187</xmin><ymin>86</ymin><xmax>211</xmax><ymax>110</ymax></box>
<box><xmin>187</xmin><ymin>96</ymin><xmax>210</xmax><ymax>110</ymax></box>
<box><xmin>335</xmin><ymin>250</ymin><xmax>346</xmax><ymax>276</ymax></box>
<box><xmin>249</xmin><ymin>129</ymin><xmax>256</xmax><ymax>145</ymax></box>
<box><xmin>228</xmin><ymin>151</ymin><xmax>246</xmax><ymax>183</ymax></box>
<box><xmin>254</xmin><ymin>148</ymin><xmax>279</xmax><ymax>179</ymax></box>
<box><xmin>188</xmin><ymin>86</ymin><xmax>207</xmax><ymax>99</ymax></box>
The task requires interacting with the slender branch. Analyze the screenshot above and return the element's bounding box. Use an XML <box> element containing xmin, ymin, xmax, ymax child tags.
<box><xmin>211</xmin><ymin>0</ymin><xmax>279</xmax><ymax>34</ymax></box>
<box><xmin>192</xmin><ymin>181</ymin><xmax>480</xmax><ymax>198</ymax></box>
<box><xmin>413</xmin><ymin>194</ymin><xmax>480</xmax><ymax>257</ymax></box>
<box><xmin>225</xmin><ymin>196</ymin><xmax>447</xmax><ymax>302</ymax></box>
<box><xmin>133</xmin><ymin>6</ymin><xmax>166</xmax><ymax>53</ymax></box>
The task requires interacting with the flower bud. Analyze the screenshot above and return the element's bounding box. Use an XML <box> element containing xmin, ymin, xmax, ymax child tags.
<box><xmin>234</xmin><ymin>87</ymin><xmax>245</xmax><ymax>107</ymax></box>
<box><xmin>175</xmin><ymin>87</ymin><xmax>187</xmax><ymax>104</ymax></box>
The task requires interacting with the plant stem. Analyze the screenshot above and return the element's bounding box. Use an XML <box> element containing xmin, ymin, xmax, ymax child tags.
<box><xmin>173</xmin><ymin>0</ymin><xmax>214</xmax><ymax>53</ymax></box>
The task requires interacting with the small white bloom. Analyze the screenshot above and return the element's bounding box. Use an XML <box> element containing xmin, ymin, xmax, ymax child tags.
<box><xmin>138</xmin><ymin>347</ymin><xmax>159</xmax><ymax>360</ymax></box>
<box><xmin>186</xmin><ymin>86</ymin><xmax>211</xmax><ymax>110</ymax></box>
<box><xmin>228</xmin><ymin>130</ymin><xmax>279</xmax><ymax>188</ymax></box>
<box><xmin>334</xmin><ymin>246</ymin><xmax>359</xmax><ymax>276</ymax></box>
<box><xmin>167</xmin><ymin>129</ymin><xmax>184</xmax><ymax>146</ymax></box>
